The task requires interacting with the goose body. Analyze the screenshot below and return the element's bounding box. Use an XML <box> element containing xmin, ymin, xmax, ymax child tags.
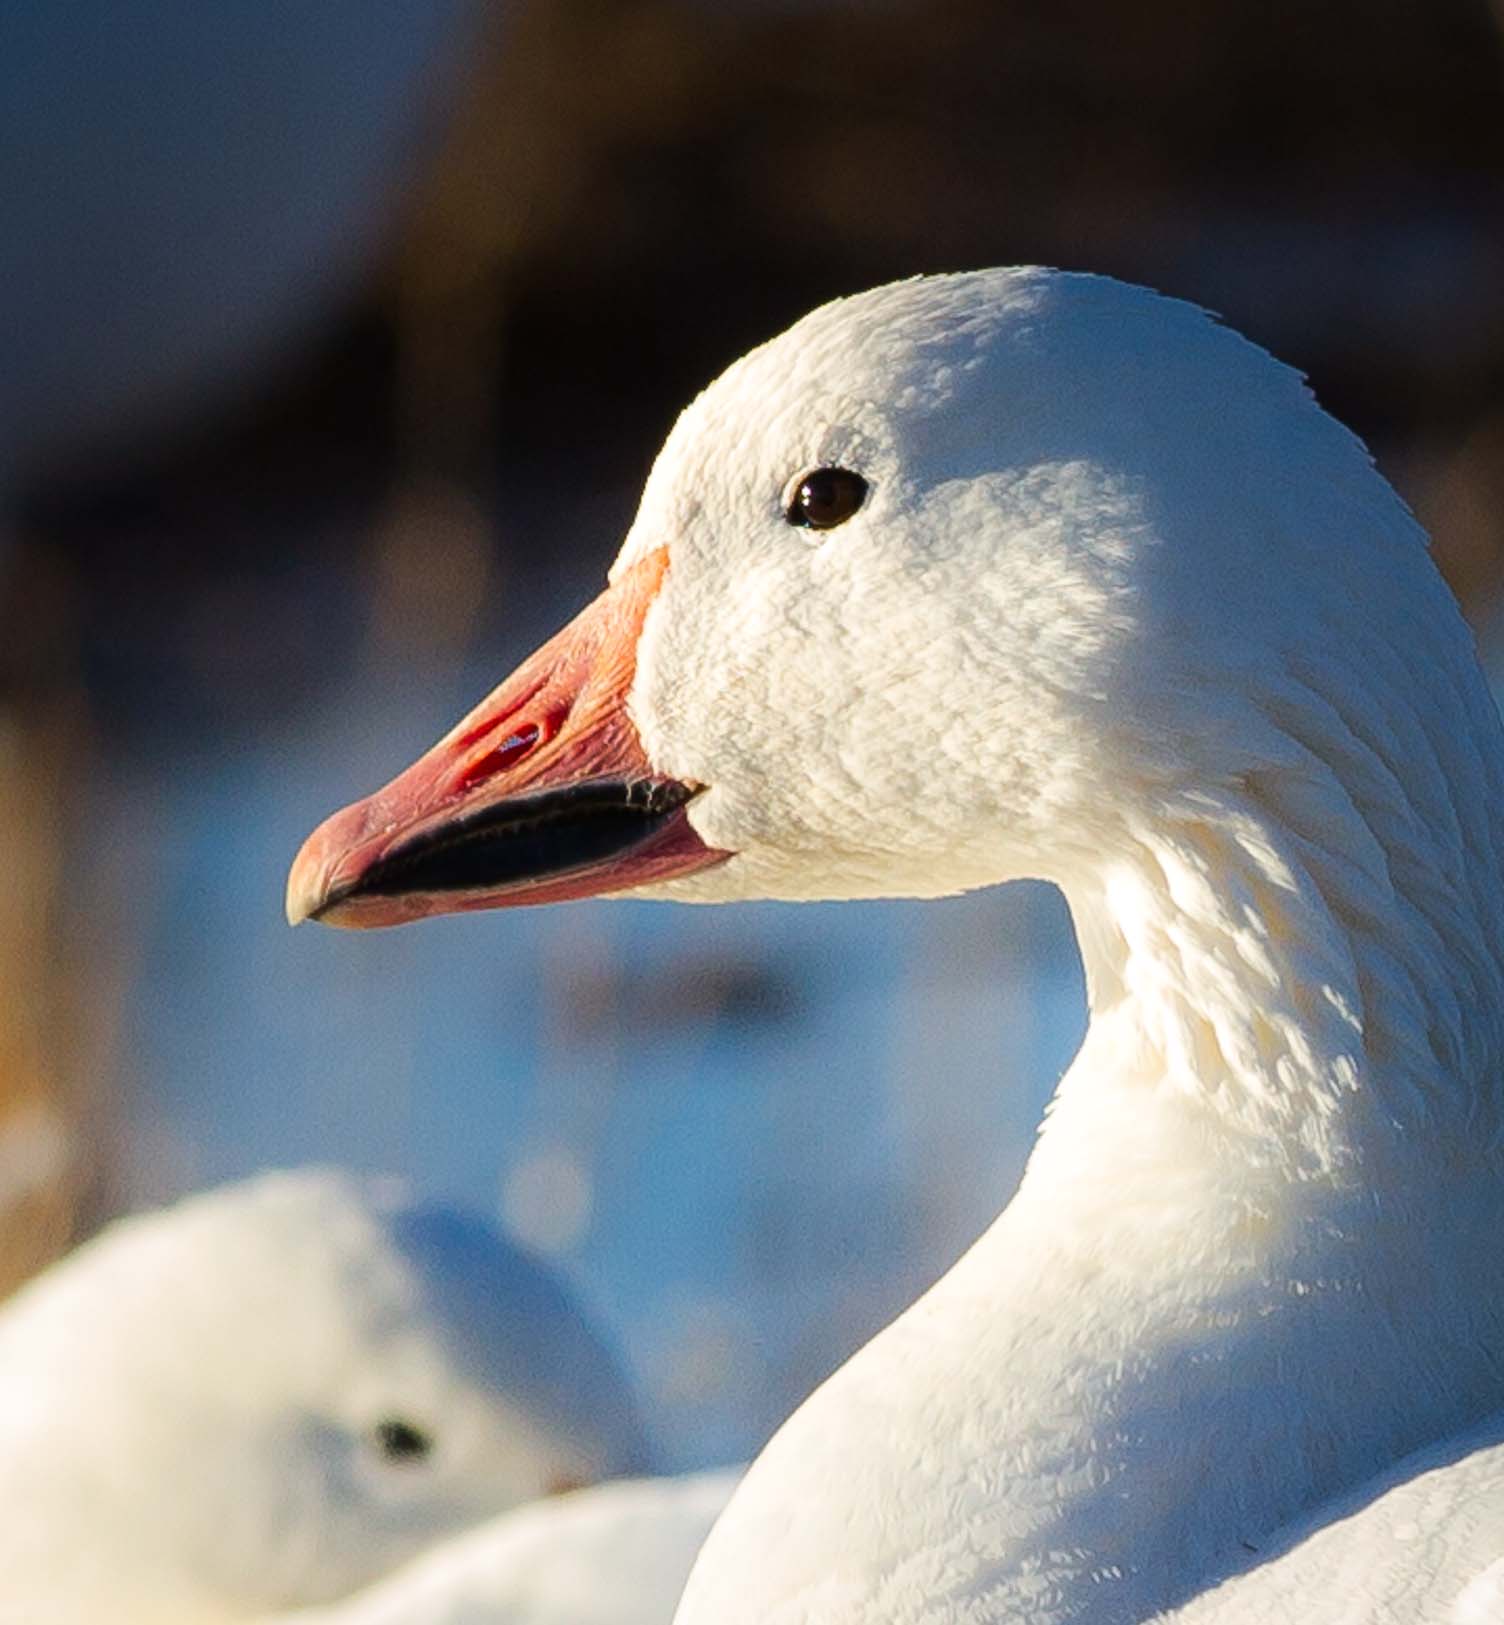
<box><xmin>290</xmin><ymin>269</ymin><xmax>1504</xmax><ymax>1621</ymax></box>
<box><xmin>1165</xmin><ymin>1416</ymin><xmax>1504</xmax><ymax>1621</ymax></box>
<box><xmin>0</xmin><ymin>1169</ymin><xmax>648</xmax><ymax>1623</ymax></box>
<box><xmin>288</xmin><ymin>1469</ymin><xmax>737</xmax><ymax>1625</ymax></box>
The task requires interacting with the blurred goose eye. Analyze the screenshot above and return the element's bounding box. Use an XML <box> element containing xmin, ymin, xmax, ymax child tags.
<box><xmin>785</xmin><ymin>467</ymin><xmax>867</xmax><ymax>530</ymax></box>
<box><xmin>372</xmin><ymin>1417</ymin><xmax>434</xmax><ymax>1464</ymax></box>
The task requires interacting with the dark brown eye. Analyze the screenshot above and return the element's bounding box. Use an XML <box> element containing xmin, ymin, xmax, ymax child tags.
<box><xmin>372</xmin><ymin>1417</ymin><xmax>433</xmax><ymax>1464</ymax></box>
<box><xmin>786</xmin><ymin>467</ymin><xmax>868</xmax><ymax>530</ymax></box>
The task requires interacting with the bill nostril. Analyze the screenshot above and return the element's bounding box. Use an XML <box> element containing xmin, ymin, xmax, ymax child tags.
<box><xmin>452</xmin><ymin>675</ymin><xmax>550</xmax><ymax>757</ymax></box>
<box><xmin>455</xmin><ymin>721</ymin><xmax>544</xmax><ymax>793</ymax></box>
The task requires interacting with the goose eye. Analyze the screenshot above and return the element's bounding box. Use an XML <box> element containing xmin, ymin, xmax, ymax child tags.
<box><xmin>786</xmin><ymin>467</ymin><xmax>867</xmax><ymax>530</ymax></box>
<box><xmin>371</xmin><ymin>1417</ymin><xmax>434</xmax><ymax>1464</ymax></box>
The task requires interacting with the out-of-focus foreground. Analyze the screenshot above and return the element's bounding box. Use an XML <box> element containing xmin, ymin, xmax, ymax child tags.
<box><xmin>3</xmin><ymin>0</ymin><xmax>1504</xmax><ymax>1468</ymax></box>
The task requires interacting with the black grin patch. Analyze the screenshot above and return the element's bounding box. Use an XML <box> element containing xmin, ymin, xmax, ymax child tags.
<box><xmin>329</xmin><ymin>778</ymin><xmax>698</xmax><ymax>907</ymax></box>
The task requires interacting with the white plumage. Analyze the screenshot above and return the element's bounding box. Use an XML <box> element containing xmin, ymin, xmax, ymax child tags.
<box><xmin>628</xmin><ymin>271</ymin><xmax>1504</xmax><ymax>1624</ymax></box>
<box><xmin>637</xmin><ymin>271</ymin><xmax>1504</xmax><ymax>1623</ymax></box>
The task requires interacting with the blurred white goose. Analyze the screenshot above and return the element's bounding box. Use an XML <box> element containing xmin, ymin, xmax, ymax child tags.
<box><xmin>0</xmin><ymin>1168</ymin><xmax>648</xmax><ymax>1624</ymax></box>
<box><xmin>289</xmin><ymin>269</ymin><xmax>1504</xmax><ymax>1621</ymax></box>
<box><xmin>288</xmin><ymin>1468</ymin><xmax>738</xmax><ymax>1625</ymax></box>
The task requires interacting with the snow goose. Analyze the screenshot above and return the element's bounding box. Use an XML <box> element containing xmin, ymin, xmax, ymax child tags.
<box><xmin>288</xmin><ymin>269</ymin><xmax>1504</xmax><ymax>1621</ymax></box>
<box><xmin>0</xmin><ymin>1168</ymin><xmax>647</xmax><ymax>1624</ymax></box>
<box><xmin>285</xmin><ymin>1468</ymin><xmax>737</xmax><ymax>1625</ymax></box>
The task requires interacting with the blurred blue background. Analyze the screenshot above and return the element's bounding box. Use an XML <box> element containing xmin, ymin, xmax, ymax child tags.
<box><xmin>2</xmin><ymin>0</ymin><xmax>1503</xmax><ymax>1471</ymax></box>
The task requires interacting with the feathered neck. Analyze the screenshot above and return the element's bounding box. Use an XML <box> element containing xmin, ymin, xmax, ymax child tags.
<box><xmin>1050</xmin><ymin>618</ymin><xmax>1504</xmax><ymax>1184</ymax></box>
<box><xmin>678</xmin><ymin>613</ymin><xmax>1504</xmax><ymax>1625</ymax></box>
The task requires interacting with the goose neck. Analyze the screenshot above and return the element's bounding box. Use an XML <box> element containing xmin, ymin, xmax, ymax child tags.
<box><xmin>1044</xmin><ymin>733</ymin><xmax>1504</xmax><ymax>1188</ymax></box>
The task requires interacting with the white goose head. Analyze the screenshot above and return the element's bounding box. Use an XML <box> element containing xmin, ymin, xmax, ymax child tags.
<box><xmin>613</xmin><ymin>267</ymin><xmax>1460</xmax><ymax>905</ymax></box>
